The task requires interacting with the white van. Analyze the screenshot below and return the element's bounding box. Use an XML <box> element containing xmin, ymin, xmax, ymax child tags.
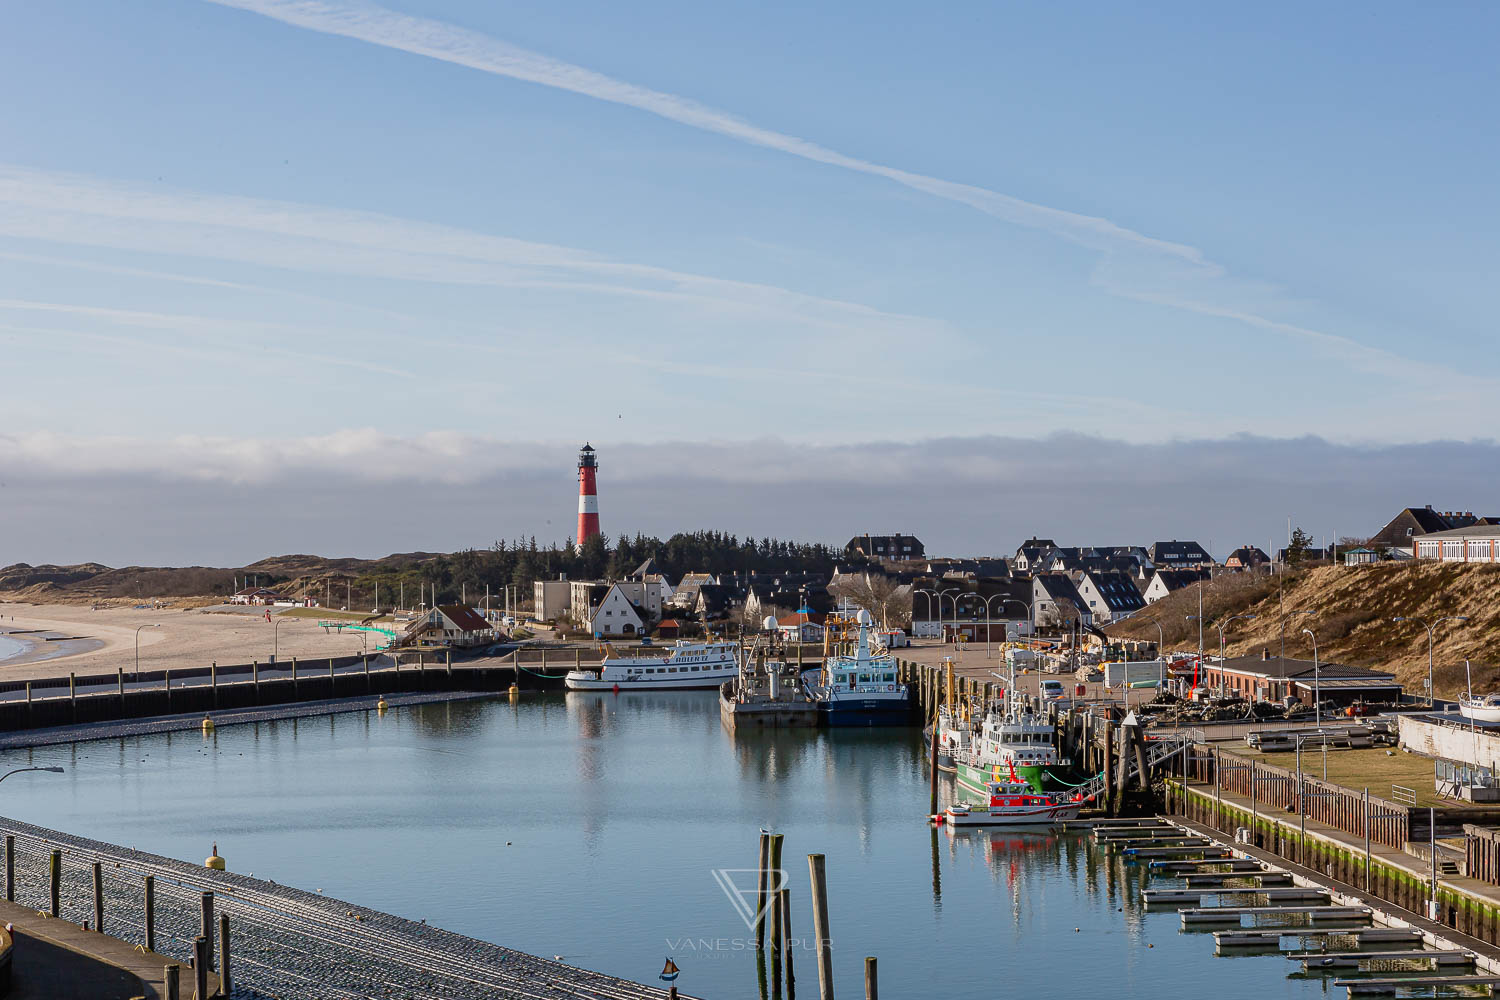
<box><xmin>1040</xmin><ymin>679</ymin><xmax>1067</xmax><ymax>702</ymax></box>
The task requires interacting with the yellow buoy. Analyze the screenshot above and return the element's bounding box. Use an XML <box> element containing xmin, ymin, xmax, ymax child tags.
<box><xmin>507</xmin><ymin>684</ymin><xmax>519</xmax><ymax>702</ymax></box>
<box><xmin>205</xmin><ymin>843</ymin><xmax>225</xmax><ymax>871</ymax></box>
<box><xmin>201</xmin><ymin>714</ymin><xmax>215</xmax><ymax>732</ymax></box>
<box><xmin>377</xmin><ymin>696</ymin><xmax>388</xmax><ymax>712</ymax></box>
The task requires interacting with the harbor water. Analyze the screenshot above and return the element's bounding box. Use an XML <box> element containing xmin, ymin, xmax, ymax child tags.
<box><xmin>3</xmin><ymin>692</ymin><xmax>1337</xmax><ymax>998</ymax></box>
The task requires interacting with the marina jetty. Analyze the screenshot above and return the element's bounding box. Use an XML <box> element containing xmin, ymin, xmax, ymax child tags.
<box><xmin>0</xmin><ymin>815</ymin><xmax>694</xmax><ymax>1000</ymax></box>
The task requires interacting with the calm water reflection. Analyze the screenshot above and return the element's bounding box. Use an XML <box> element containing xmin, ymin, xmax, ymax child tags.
<box><xmin>2</xmin><ymin>693</ymin><xmax>1329</xmax><ymax>998</ymax></box>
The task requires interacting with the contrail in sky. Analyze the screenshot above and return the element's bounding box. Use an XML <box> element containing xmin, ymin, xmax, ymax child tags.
<box><xmin>204</xmin><ymin>0</ymin><xmax>1201</xmax><ymax>263</ymax></box>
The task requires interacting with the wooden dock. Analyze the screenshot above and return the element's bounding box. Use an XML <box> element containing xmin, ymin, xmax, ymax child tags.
<box><xmin>1182</xmin><ymin>904</ymin><xmax>1372</xmax><ymax>927</ymax></box>
<box><xmin>1335</xmin><ymin>974</ymin><xmax>1500</xmax><ymax>995</ymax></box>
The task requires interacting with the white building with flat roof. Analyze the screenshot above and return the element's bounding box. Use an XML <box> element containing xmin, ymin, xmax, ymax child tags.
<box><xmin>1415</xmin><ymin>524</ymin><xmax>1500</xmax><ymax>563</ymax></box>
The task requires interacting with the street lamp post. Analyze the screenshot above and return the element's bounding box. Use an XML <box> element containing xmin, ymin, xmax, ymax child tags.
<box><xmin>1393</xmin><ymin>616</ymin><xmax>1469</xmax><ymax>707</ymax></box>
<box><xmin>273</xmin><ymin>617</ymin><xmax>294</xmax><ymax>664</ymax></box>
<box><xmin>1214</xmin><ymin>614</ymin><xmax>1258</xmax><ymax>699</ymax></box>
<box><xmin>134</xmin><ymin>624</ymin><xmax>161</xmax><ymax>682</ymax></box>
<box><xmin>1140</xmin><ymin>617</ymin><xmax>1166</xmax><ymax>692</ymax></box>
<box><xmin>938</xmin><ymin>588</ymin><xmax>961</xmax><ymax>647</ymax></box>
<box><xmin>1302</xmin><ymin>627</ymin><xmax>1322</xmax><ymax>727</ymax></box>
<box><xmin>975</xmin><ymin>594</ymin><xmax>1005</xmax><ymax>660</ymax></box>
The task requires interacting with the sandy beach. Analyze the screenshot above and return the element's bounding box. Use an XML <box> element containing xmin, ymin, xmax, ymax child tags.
<box><xmin>0</xmin><ymin>602</ymin><xmax>377</xmax><ymax>682</ymax></box>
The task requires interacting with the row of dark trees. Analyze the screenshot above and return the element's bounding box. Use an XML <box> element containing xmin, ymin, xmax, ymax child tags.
<box><xmin>348</xmin><ymin>531</ymin><xmax>851</xmax><ymax>609</ymax></box>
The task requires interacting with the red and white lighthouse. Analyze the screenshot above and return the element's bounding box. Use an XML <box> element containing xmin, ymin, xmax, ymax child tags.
<box><xmin>576</xmin><ymin>443</ymin><xmax>600</xmax><ymax>545</ymax></box>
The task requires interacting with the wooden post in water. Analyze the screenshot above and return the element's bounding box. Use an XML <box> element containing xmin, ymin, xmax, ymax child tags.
<box><xmin>4</xmin><ymin>834</ymin><xmax>12</xmax><ymax>902</ymax></box>
<box><xmin>446</xmin><ymin>649</ymin><xmax>453</xmax><ymax>680</ymax></box>
<box><xmin>219</xmin><ymin>912</ymin><xmax>232</xmax><ymax>995</ymax></box>
<box><xmin>864</xmin><ymin>957</ymin><xmax>877</xmax><ymax>1000</ymax></box>
<box><xmin>768</xmin><ymin>833</ymin><xmax>785</xmax><ymax>982</ymax></box>
<box><xmin>92</xmin><ymin>861</ymin><xmax>104</xmax><ymax>933</ymax></box>
<box><xmin>200</xmin><ymin>891</ymin><xmax>215</xmax><ymax>967</ymax></box>
<box><xmin>164</xmin><ymin>670</ymin><xmax>171</xmax><ymax>712</ymax></box>
<box><xmin>330</xmin><ymin>657</ymin><xmax>335</xmax><ymax>686</ymax></box>
<box><xmin>192</xmin><ymin>936</ymin><xmax>210</xmax><ymax>1000</ymax></box>
<box><xmin>807</xmin><ymin>854</ymin><xmax>834</xmax><ymax>1000</ymax></box>
<box><xmin>163</xmin><ymin>964</ymin><xmax>179</xmax><ymax>1000</ymax></box>
<box><xmin>210</xmin><ymin>661</ymin><xmax>218</xmax><ymax>708</ymax></box>
<box><xmin>755</xmin><ymin>832</ymin><xmax>771</xmax><ymax>951</ymax></box>
<box><xmin>778</xmin><ymin>886</ymin><xmax>794</xmax><ymax>997</ymax></box>
<box><xmin>69</xmin><ymin>673</ymin><xmax>76</xmax><ymax>721</ymax></box>
<box><xmin>118</xmin><ymin>668</ymin><xmax>125</xmax><ymax>708</ymax></box>
<box><xmin>1101</xmin><ymin>721</ymin><xmax>1114</xmax><ymax>816</ymax></box>
<box><xmin>928</xmin><ymin>723</ymin><xmax>940</xmax><ymax>818</ymax></box>
<box><xmin>252</xmin><ymin>660</ymin><xmax>259</xmax><ymax>701</ymax></box>
<box><xmin>144</xmin><ymin>875</ymin><xmax>156</xmax><ymax>952</ymax></box>
<box><xmin>49</xmin><ymin>849</ymin><xmax>60</xmax><ymax>918</ymax></box>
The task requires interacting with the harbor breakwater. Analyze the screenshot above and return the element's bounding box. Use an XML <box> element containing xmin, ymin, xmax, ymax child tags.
<box><xmin>0</xmin><ymin>653</ymin><xmax>580</xmax><ymax>733</ymax></box>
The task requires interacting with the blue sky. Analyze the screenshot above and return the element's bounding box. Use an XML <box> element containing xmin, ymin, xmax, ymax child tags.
<box><xmin>1</xmin><ymin>2</ymin><xmax>1496</xmax><ymax>561</ymax></box>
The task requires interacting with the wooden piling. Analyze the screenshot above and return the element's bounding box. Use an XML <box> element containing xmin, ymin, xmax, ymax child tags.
<box><xmin>808</xmin><ymin>854</ymin><xmax>834</xmax><ymax>1000</ymax></box>
<box><xmin>144</xmin><ymin>875</ymin><xmax>156</xmax><ymax>952</ymax></box>
<box><xmin>778</xmin><ymin>887</ymin><xmax>795</xmax><ymax>996</ymax></box>
<box><xmin>210</xmin><ymin>660</ymin><xmax>218</xmax><ymax>708</ymax></box>
<box><xmin>446</xmin><ymin>649</ymin><xmax>453</xmax><ymax>679</ymax></box>
<box><xmin>756</xmin><ymin>833</ymin><xmax>771</xmax><ymax>951</ymax></box>
<box><xmin>928</xmin><ymin>723</ymin><xmax>940</xmax><ymax>818</ymax></box>
<box><xmin>200</xmin><ymin>891</ymin><xmax>215</xmax><ymax>967</ymax></box>
<box><xmin>1101</xmin><ymin>722</ymin><xmax>1114</xmax><ymax>815</ymax></box>
<box><xmin>1132</xmin><ymin>723</ymin><xmax>1149</xmax><ymax>791</ymax></box>
<box><xmin>69</xmin><ymin>673</ymin><xmax>76</xmax><ymax>721</ymax></box>
<box><xmin>4</xmin><ymin>834</ymin><xmax>12</xmax><ymax>902</ymax></box>
<box><xmin>192</xmin><ymin>936</ymin><xmax>210</xmax><ymax>1000</ymax></box>
<box><xmin>117</xmin><ymin>668</ymin><xmax>125</xmax><ymax>707</ymax></box>
<box><xmin>252</xmin><ymin>660</ymin><xmax>259</xmax><ymax>700</ymax></box>
<box><xmin>864</xmin><ymin>957</ymin><xmax>877</xmax><ymax>1000</ymax></box>
<box><xmin>49</xmin><ymin>849</ymin><xmax>60</xmax><ymax>918</ymax></box>
<box><xmin>219</xmin><ymin>912</ymin><xmax>232</xmax><ymax>995</ymax></box>
<box><xmin>93</xmin><ymin>861</ymin><xmax>104</xmax><ymax>934</ymax></box>
<box><xmin>163</xmin><ymin>964</ymin><xmax>179</xmax><ymax>1000</ymax></box>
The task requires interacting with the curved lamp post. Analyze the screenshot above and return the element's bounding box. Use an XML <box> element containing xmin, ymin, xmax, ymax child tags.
<box><xmin>1393</xmin><ymin>615</ymin><xmax>1469</xmax><ymax>707</ymax></box>
<box><xmin>134</xmin><ymin>623</ymin><xmax>161</xmax><ymax>682</ymax></box>
<box><xmin>1302</xmin><ymin>627</ymin><xmax>1322</xmax><ymax>726</ymax></box>
<box><xmin>1213</xmin><ymin>614</ymin><xmax>1258</xmax><ymax>699</ymax></box>
<box><xmin>1139</xmin><ymin>617</ymin><xmax>1166</xmax><ymax>692</ymax></box>
<box><xmin>914</xmin><ymin>589</ymin><xmax>937</xmax><ymax>636</ymax></box>
<box><xmin>273</xmin><ymin>616</ymin><xmax>295</xmax><ymax>664</ymax></box>
<box><xmin>938</xmin><ymin>588</ymin><xmax>961</xmax><ymax>645</ymax></box>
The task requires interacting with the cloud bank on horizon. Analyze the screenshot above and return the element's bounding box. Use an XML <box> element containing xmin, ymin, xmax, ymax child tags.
<box><xmin>3</xmin><ymin>431</ymin><xmax>1495</xmax><ymax>566</ymax></box>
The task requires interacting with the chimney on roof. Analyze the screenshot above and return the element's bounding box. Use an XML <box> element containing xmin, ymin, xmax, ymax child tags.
<box><xmin>1262</xmin><ymin>647</ymin><xmax>1271</xmax><ymax>661</ymax></box>
<box><xmin>1427</xmin><ymin>504</ymin><xmax>1434</xmax><ymax>510</ymax></box>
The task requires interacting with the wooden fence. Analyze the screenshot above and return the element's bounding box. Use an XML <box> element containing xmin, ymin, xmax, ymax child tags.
<box><xmin>1190</xmin><ymin>745</ymin><xmax>1411</xmax><ymax>849</ymax></box>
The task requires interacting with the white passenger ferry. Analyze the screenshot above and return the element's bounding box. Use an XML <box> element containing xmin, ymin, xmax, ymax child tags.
<box><xmin>564</xmin><ymin>641</ymin><xmax>740</xmax><ymax>690</ymax></box>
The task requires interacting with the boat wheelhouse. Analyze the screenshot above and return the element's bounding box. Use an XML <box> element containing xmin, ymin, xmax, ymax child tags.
<box><xmin>803</xmin><ymin>608</ymin><xmax>911</xmax><ymax>726</ymax></box>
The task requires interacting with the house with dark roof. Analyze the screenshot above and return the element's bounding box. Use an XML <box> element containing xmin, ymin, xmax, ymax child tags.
<box><xmin>404</xmin><ymin>604</ymin><xmax>497</xmax><ymax>647</ymax></box>
<box><xmin>1224</xmin><ymin>545</ymin><xmax>1270</xmax><ymax>570</ymax></box>
<box><xmin>587</xmin><ymin>583</ymin><xmax>648</xmax><ymax>637</ymax></box>
<box><xmin>1148</xmin><ymin>541</ymin><xmax>1213</xmax><ymax>568</ymax></box>
<box><xmin>1199</xmin><ymin>650</ymin><xmax>1401</xmax><ymax>707</ymax></box>
<box><xmin>845</xmin><ymin>534</ymin><xmax>925</xmax><ymax>561</ymax></box>
<box><xmin>1032</xmin><ymin>573</ymin><xmax>1089</xmax><ymax>627</ymax></box>
<box><xmin>1075</xmin><ymin>570</ymin><xmax>1146</xmax><ymax>624</ymax></box>
<box><xmin>1143</xmin><ymin>568</ymin><xmax>1210</xmax><ymax>604</ymax></box>
<box><xmin>1370</xmin><ymin>506</ymin><xmax>1499</xmax><ymax>552</ymax></box>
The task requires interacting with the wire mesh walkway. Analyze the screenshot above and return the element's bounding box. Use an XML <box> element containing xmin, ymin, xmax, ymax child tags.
<box><xmin>0</xmin><ymin>816</ymin><xmax>695</xmax><ymax>1000</ymax></box>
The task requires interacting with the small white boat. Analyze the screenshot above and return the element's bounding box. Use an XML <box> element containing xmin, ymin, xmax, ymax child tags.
<box><xmin>1457</xmin><ymin>660</ymin><xmax>1500</xmax><ymax>723</ymax></box>
<box><xmin>1460</xmin><ymin>695</ymin><xmax>1500</xmax><ymax>723</ymax></box>
<box><xmin>940</xmin><ymin>779</ymin><xmax>1085</xmax><ymax>827</ymax></box>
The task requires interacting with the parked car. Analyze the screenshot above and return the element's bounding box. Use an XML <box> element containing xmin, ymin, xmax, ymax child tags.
<box><xmin>1040</xmin><ymin>679</ymin><xmax>1067</xmax><ymax>702</ymax></box>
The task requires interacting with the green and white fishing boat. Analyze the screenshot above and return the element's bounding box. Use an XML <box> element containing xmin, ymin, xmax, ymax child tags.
<box><xmin>953</xmin><ymin>662</ymin><xmax>1071</xmax><ymax>797</ymax></box>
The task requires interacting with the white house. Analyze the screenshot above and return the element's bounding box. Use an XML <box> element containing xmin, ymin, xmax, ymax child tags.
<box><xmin>588</xmin><ymin>584</ymin><xmax>648</xmax><ymax>637</ymax></box>
<box><xmin>1142</xmin><ymin>568</ymin><xmax>1210</xmax><ymax>604</ymax></box>
<box><xmin>1075</xmin><ymin>571</ymin><xmax>1146</xmax><ymax>625</ymax></box>
<box><xmin>405</xmin><ymin>605</ymin><xmax>496</xmax><ymax>646</ymax></box>
<box><xmin>1415</xmin><ymin>524</ymin><xmax>1500</xmax><ymax>563</ymax></box>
